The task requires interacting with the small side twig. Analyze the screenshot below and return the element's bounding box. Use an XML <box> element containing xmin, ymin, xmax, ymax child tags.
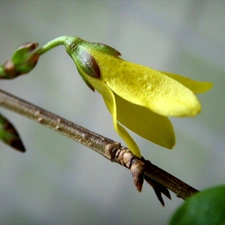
<box><xmin>0</xmin><ymin>89</ymin><xmax>198</xmax><ymax>205</ymax></box>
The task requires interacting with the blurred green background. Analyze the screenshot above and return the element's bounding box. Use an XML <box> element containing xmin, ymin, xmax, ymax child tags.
<box><xmin>0</xmin><ymin>1</ymin><xmax>224</xmax><ymax>224</ymax></box>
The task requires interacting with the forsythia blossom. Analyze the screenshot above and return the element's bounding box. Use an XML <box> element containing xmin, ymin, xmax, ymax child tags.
<box><xmin>65</xmin><ymin>37</ymin><xmax>212</xmax><ymax>158</ymax></box>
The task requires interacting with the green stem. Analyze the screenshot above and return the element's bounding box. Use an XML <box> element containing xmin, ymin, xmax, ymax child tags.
<box><xmin>35</xmin><ymin>36</ymin><xmax>68</xmax><ymax>55</ymax></box>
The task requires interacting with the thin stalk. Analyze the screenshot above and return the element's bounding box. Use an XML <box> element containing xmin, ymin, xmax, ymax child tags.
<box><xmin>35</xmin><ymin>36</ymin><xmax>68</xmax><ymax>55</ymax></box>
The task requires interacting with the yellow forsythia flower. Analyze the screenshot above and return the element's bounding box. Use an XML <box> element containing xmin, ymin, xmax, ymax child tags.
<box><xmin>65</xmin><ymin>37</ymin><xmax>213</xmax><ymax>158</ymax></box>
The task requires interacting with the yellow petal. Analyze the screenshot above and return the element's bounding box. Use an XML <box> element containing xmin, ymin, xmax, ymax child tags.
<box><xmin>160</xmin><ymin>71</ymin><xmax>213</xmax><ymax>94</ymax></box>
<box><xmin>105</xmin><ymin>97</ymin><xmax>142</xmax><ymax>157</ymax></box>
<box><xmin>84</xmin><ymin>74</ymin><xmax>142</xmax><ymax>157</ymax></box>
<box><xmin>89</xmin><ymin>50</ymin><xmax>201</xmax><ymax>117</ymax></box>
<box><xmin>112</xmin><ymin>92</ymin><xmax>175</xmax><ymax>149</ymax></box>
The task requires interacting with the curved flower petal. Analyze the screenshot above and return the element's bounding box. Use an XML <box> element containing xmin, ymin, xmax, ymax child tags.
<box><xmin>89</xmin><ymin>50</ymin><xmax>202</xmax><ymax>117</ymax></box>
<box><xmin>104</xmin><ymin>95</ymin><xmax>142</xmax><ymax>158</ymax></box>
<box><xmin>85</xmin><ymin>75</ymin><xmax>142</xmax><ymax>157</ymax></box>
<box><xmin>112</xmin><ymin>93</ymin><xmax>175</xmax><ymax>149</ymax></box>
<box><xmin>160</xmin><ymin>71</ymin><xmax>213</xmax><ymax>94</ymax></box>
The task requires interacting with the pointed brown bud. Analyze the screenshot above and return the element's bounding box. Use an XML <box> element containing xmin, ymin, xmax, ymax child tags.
<box><xmin>0</xmin><ymin>114</ymin><xmax>25</xmax><ymax>152</ymax></box>
<box><xmin>3</xmin><ymin>60</ymin><xmax>16</xmax><ymax>78</ymax></box>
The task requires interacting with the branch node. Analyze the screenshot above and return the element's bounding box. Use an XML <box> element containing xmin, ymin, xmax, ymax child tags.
<box><xmin>104</xmin><ymin>142</ymin><xmax>121</xmax><ymax>160</ymax></box>
<box><xmin>113</xmin><ymin>147</ymin><xmax>145</xmax><ymax>192</ymax></box>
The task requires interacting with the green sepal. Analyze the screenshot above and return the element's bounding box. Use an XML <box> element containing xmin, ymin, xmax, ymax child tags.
<box><xmin>76</xmin><ymin>64</ymin><xmax>95</xmax><ymax>91</ymax></box>
<box><xmin>12</xmin><ymin>42</ymin><xmax>40</xmax><ymax>75</ymax></box>
<box><xmin>16</xmin><ymin>53</ymin><xmax>40</xmax><ymax>74</ymax></box>
<box><xmin>64</xmin><ymin>37</ymin><xmax>96</xmax><ymax>90</ymax></box>
<box><xmin>12</xmin><ymin>42</ymin><xmax>39</xmax><ymax>65</ymax></box>
<box><xmin>63</xmin><ymin>36</ymin><xmax>120</xmax><ymax>90</ymax></box>
<box><xmin>0</xmin><ymin>113</ymin><xmax>25</xmax><ymax>152</ymax></box>
<box><xmin>82</xmin><ymin>40</ymin><xmax>121</xmax><ymax>57</ymax></box>
<box><xmin>74</xmin><ymin>46</ymin><xmax>100</xmax><ymax>79</ymax></box>
<box><xmin>65</xmin><ymin>36</ymin><xmax>121</xmax><ymax>57</ymax></box>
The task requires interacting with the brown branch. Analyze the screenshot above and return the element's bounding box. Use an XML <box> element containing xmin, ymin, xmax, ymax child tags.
<box><xmin>0</xmin><ymin>89</ymin><xmax>198</xmax><ymax>205</ymax></box>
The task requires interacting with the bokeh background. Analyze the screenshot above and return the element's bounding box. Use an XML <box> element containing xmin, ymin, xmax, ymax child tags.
<box><xmin>0</xmin><ymin>1</ymin><xmax>224</xmax><ymax>224</ymax></box>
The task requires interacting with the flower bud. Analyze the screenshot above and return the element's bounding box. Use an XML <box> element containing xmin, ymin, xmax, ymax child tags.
<box><xmin>0</xmin><ymin>42</ymin><xmax>39</xmax><ymax>79</ymax></box>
